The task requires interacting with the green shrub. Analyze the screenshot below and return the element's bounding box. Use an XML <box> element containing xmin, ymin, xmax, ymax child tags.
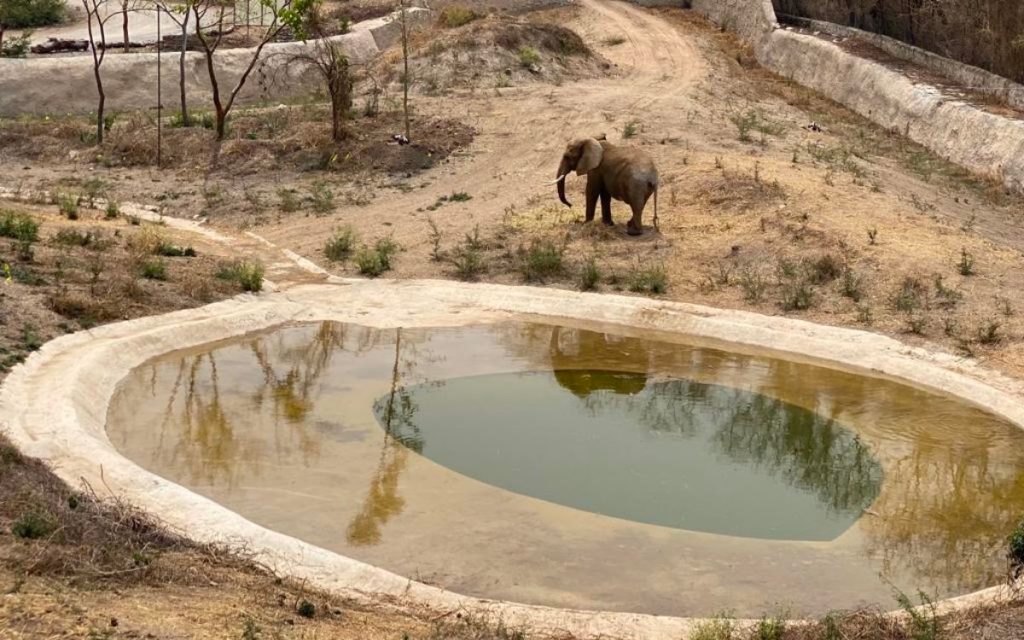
<box><xmin>805</xmin><ymin>253</ymin><xmax>843</xmax><ymax>284</ymax></box>
<box><xmin>449</xmin><ymin>239</ymin><xmax>484</xmax><ymax>281</ymax></box>
<box><xmin>277</xmin><ymin>188</ymin><xmax>300</xmax><ymax>213</ymax></box>
<box><xmin>105</xmin><ymin>201</ymin><xmax>120</xmax><ymax>219</ymax></box>
<box><xmin>1009</xmin><ymin>517</ymin><xmax>1024</xmax><ymax>567</ymax></box>
<box><xmin>781</xmin><ymin>279</ymin><xmax>814</xmax><ymax>310</ymax></box>
<box><xmin>297</xmin><ymin>600</ymin><xmax>316</xmax><ymax>619</ymax></box>
<box><xmin>520</xmin><ymin>239</ymin><xmax>564</xmax><ymax>282</ymax></box>
<box><xmin>1</xmin><ymin>32</ymin><xmax>32</xmax><ymax>58</ymax></box>
<box><xmin>0</xmin><ymin>210</ymin><xmax>40</xmax><ymax>243</ymax></box>
<box><xmin>217</xmin><ymin>260</ymin><xmax>264</xmax><ymax>292</ymax></box>
<box><xmin>353</xmin><ymin>238</ymin><xmax>400</xmax><ymax>277</ymax></box>
<box><xmin>622</xmin><ymin>121</ymin><xmax>639</xmax><ymax>139</ymax></box>
<box><xmin>841</xmin><ymin>268</ymin><xmax>864</xmax><ymax>302</ymax></box>
<box><xmin>439</xmin><ymin>5</ymin><xmax>478</xmax><ymax>27</ymax></box>
<box><xmin>156</xmin><ymin>242</ymin><xmax>196</xmax><ymax>257</ymax></box>
<box><xmin>324</xmin><ymin>226</ymin><xmax>357</xmax><ymax>262</ymax></box>
<box><xmin>756</xmin><ymin>616</ymin><xmax>786</xmax><ymax>640</ymax></box>
<box><xmin>578</xmin><ymin>257</ymin><xmax>600</xmax><ymax>291</ymax></box>
<box><xmin>894</xmin><ymin>590</ymin><xmax>939</xmax><ymax>640</ymax></box>
<box><xmin>53</xmin><ymin>228</ymin><xmax>99</xmax><ymax>247</ymax></box>
<box><xmin>57</xmin><ymin>193</ymin><xmax>79</xmax><ymax>220</ymax></box>
<box><xmin>0</xmin><ymin>0</ymin><xmax>66</xmax><ymax>29</ymax></box>
<box><xmin>140</xmin><ymin>258</ymin><xmax>168</xmax><ymax>280</ymax></box>
<box><xmin>958</xmin><ymin>247</ymin><xmax>975</xmax><ymax>276</ymax></box>
<box><xmin>11</xmin><ymin>511</ymin><xmax>56</xmax><ymax>540</ymax></box>
<box><xmin>893</xmin><ymin>276</ymin><xmax>927</xmax><ymax>313</ymax></box>
<box><xmin>310</xmin><ymin>182</ymin><xmax>335</xmax><ymax>214</ymax></box>
<box><xmin>689</xmin><ymin>615</ymin><xmax>734</xmax><ymax>640</ymax></box>
<box><xmin>517</xmin><ymin>45</ymin><xmax>541</xmax><ymax>67</ymax></box>
<box><xmin>168</xmin><ymin>111</ymin><xmax>215</xmax><ymax>129</ymax></box>
<box><xmin>354</xmin><ymin>245</ymin><xmax>386</xmax><ymax>277</ymax></box>
<box><xmin>627</xmin><ymin>263</ymin><xmax>668</xmax><ymax>294</ymax></box>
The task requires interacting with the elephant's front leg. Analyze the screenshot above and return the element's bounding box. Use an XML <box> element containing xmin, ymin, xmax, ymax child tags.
<box><xmin>584</xmin><ymin>179</ymin><xmax>600</xmax><ymax>223</ymax></box>
<box><xmin>600</xmin><ymin>189</ymin><xmax>613</xmax><ymax>225</ymax></box>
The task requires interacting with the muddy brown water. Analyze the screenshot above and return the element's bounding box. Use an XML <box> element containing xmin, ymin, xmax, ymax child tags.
<box><xmin>107</xmin><ymin>321</ymin><xmax>1024</xmax><ymax>617</ymax></box>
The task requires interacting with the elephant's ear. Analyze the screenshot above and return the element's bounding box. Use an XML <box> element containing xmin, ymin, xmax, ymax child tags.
<box><xmin>575</xmin><ymin>138</ymin><xmax>604</xmax><ymax>175</ymax></box>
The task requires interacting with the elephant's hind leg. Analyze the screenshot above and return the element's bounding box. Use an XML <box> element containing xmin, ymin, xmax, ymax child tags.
<box><xmin>600</xmin><ymin>189</ymin><xmax>613</xmax><ymax>225</ymax></box>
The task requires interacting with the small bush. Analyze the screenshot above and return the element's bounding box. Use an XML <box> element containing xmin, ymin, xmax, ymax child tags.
<box><xmin>439</xmin><ymin>5</ymin><xmax>477</xmax><ymax>27</ymax></box>
<box><xmin>578</xmin><ymin>257</ymin><xmax>600</xmax><ymax>291</ymax></box>
<box><xmin>519</xmin><ymin>239</ymin><xmax>564</xmax><ymax>282</ymax></box>
<box><xmin>781</xmin><ymin>279</ymin><xmax>814</xmax><ymax>311</ymax></box>
<box><xmin>805</xmin><ymin>253</ymin><xmax>843</xmax><ymax>285</ymax></box>
<box><xmin>217</xmin><ymin>260</ymin><xmax>264</xmax><ymax>292</ymax></box>
<box><xmin>53</xmin><ymin>228</ymin><xmax>99</xmax><ymax>247</ymax></box>
<box><xmin>1</xmin><ymin>33</ymin><xmax>32</xmax><ymax>58</ymax></box>
<box><xmin>841</xmin><ymin>268</ymin><xmax>863</xmax><ymax>302</ymax></box>
<box><xmin>1009</xmin><ymin>517</ymin><xmax>1024</xmax><ymax>568</ymax></box>
<box><xmin>297</xmin><ymin>600</ymin><xmax>316</xmax><ymax>619</ymax></box>
<box><xmin>0</xmin><ymin>210</ymin><xmax>40</xmax><ymax>243</ymax></box>
<box><xmin>354</xmin><ymin>245</ymin><xmax>386</xmax><ymax>277</ymax></box>
<box><xmin>517</xmin><ymin>45</ymin><xmax>541</xmax><ymax>67</ymax></box>
<box><xmin>756</xmin><ymin>616</ymin><xmax>786</xmax><ymax>640</ymax></box>
<box><xmin>448</xmin><ymin>191</ymin><xmax>472</xmax><ymax>202</ymax></box>
<box><xmin>11</xmin><ymin>511</ymin><xmax>56</xmax><ymax>540</ymax></box>
<box><xmin>156</xmin><ymin>242</ymin><xmax>197</xmax><ymax>257</ymax></box>
<box><xmin>894</xmin><ymin>590</ymin><xmax>939</xmax><ymax>640</ymax></box>
<box><xmin>428</xmin><ymin>218</ymin><xmax>444</xmax><ymax>262</ymax></box>
<box><xmin>169</xmin><ymin>111</ymin><xmax>215</xmax><ymax>129</ymax></box>
<box><xmin>933</xmin><ymin>275</ymin><xmax>962</xmax><ymax>309</ymax></box>
<box><xmin>977</xmin><ymin>319</ymin><xmax>1002</xmax><ymax>345</ymax></box>
<box><xmin>140</xmin><ymin>259</ymin><xmax>168</xmax><ymax>280</ymax></box>
<box><xmin>105</xmin><ymin>201</ymin><xmax>120</xmax><ymax>219</ymax></box>
<box><xmin>622</xmin><ymin>121</ymin><xmax>639</xmax><ymax>139</ymax></box>
<box><xmin>958</xmin><ymin>247</ymin><xmax>975</xmax><ymax>276</ymax></box>
<box><xmin>627</xmin><ymin>263</ymin><xmax>668</xmax><ymax>294</ymax></box>
<box><xmin>310</xmin><ymin>182</ymin><xmax>335</xmax><ymax>215</ymax></box>
<box><xmin>893</xmin><ymin>277</ymin><xmax>927</xmax><ymax>313</ymax></box>
<box><xmin>277</xmin><ymin>188</ymin><xmax>301</xmax><ymax>213</ymax></box>
<box><xmin>739</xmin><ymin>267</ymin><xmax>769</xmax><ymax>303</ymax></box>
<box><xmin>449</xmin><ymin>237</ymin><xmax>484</xmax><ymax>281</ymax></box>
<box><xmin>324</xmin><ymin>226</ymin><xmax>357</xmax><ymax>262</ymax></box>
<box><xmin>689</xmin><ymin>615</ymin><xmax>734</xmax><ymax>640</ymax></box>
<box><xmin>57</xmin><ymin>193</ymin><xmax>79</xmax><ymax>220</ymax></box>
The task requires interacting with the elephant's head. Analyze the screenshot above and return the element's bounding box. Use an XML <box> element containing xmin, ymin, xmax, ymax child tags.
<box><xmin>555</xmin><ymin>136</ymin><xmax>605</xmax><ymax>208</ymax></box>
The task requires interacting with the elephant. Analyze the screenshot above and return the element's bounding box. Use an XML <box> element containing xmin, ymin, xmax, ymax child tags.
<box><xmin>553</xmin><ymin>135</ymin><xmax>659</xmax><ymax>236</ymax></box>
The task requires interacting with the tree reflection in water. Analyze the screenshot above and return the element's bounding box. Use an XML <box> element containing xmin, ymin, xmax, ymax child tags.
<box><xmin>346</xmin><ymin>328</ymin><xmax>429</xmax><ymax>547</ymax></box>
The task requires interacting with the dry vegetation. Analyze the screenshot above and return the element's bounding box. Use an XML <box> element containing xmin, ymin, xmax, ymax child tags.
<box><xmin>3</xmin><ymin>0</ymin><xmax>1024</xmax><ymax>638</ymax></box>
<box><xmin>773</xmin><ymin>0</ymin><xmax>1024</xmax><ymax>83</ymax></box>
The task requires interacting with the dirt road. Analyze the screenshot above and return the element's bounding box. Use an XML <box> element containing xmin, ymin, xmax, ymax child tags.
<box><xmin>256</xmin><ymin>0</ymin><xmax>708</xmax><ymax>271</ymax></box>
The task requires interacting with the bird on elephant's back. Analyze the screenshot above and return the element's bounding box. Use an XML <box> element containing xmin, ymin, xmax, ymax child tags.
<box><xmin>553</xmin><ymin>134</ymin><xmax>659</xmax><ymax>236</ymax></box>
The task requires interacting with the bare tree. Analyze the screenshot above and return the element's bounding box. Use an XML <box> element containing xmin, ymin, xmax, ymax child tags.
<box><xmin>398</xmin><ymin>0</ymin><xmax>410</xmax><ymax>141</ymax></box>
<box><xmin>191</xmin><ymin>0</ymin><xmax>314</xmax><ymax>139</ymax></box>
<box><xmin>286</xmin><ymin>5</ymin><xmax>353</xmax><ymax>141</ymax></box>
<box><xmin>81</xmin><ymin>0</ymin><xmax>112</xmax><ymax>143</ymax></box>
<box><xmin>156</xmin><ymin>0</ymin><xmax>194</xmax><ymax>125</ymax></box>
<box><xmin>121</xmin><ymin>0</ymin><xmax>131</xmax><ymax>51</ymax></box>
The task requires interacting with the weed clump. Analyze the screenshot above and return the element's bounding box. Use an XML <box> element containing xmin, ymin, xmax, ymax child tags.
<box><xmin>449</xmin><ymin>230</ymin><xmax>484</xmax><ymax>281</ymax></box>
<box><xmin>354</xmin><ymin>237</ymin><xmax>400</xmax><ymax>277</ymax></box>
<box><xmin>519</xmin><ymin>239</ymin><xmax>564</xmax><ymax>282</ymax></box>
<box><xmin>0</xmin><ymin>210</ymin><xmax>40</xmax><ymax>243</ymax></box>
<box><xmin>324</xmin><ymin>226</ymin><xmax>357</xmax><ymax>262</ymax></box>
<box><xmin>627</xmin><ymin>263</ymin><xmax>668</xmax><ymax>294</ymax></box>
<box><xmin>11</xmin><ymin>511</ymin><xmax>56</xmax><ymax>540</ymax></box>
<box><xmin>140</xmin><ymin>259</ymin><xmax>168</xmax><ymax>281</ymax></box>
<box><xmin>297</xmin><ymin>599</ymin><xmax>316</xmax><ymax>618</ymax></box>
<box><xmin>518</xmin><ymin>45</ymin><xmax>541</xmax><ymax>67</ymax></box>
<box><xmin>57</xmin><ymin>194</ymin><xmax>79</xmax><ymax>220</ymax></box>
<box><xmin>578</xmin><ymin>257</ymin><xmax>600</xmax><ymax>291</ymax></box>
<box><xmin>217</xmin><ymin>260</ymin><xmax>264</xmax><ymax>292</ymax></box>
<box><xmin>439</xmin><ymin>6</ymin><xmax>477</xmax><ymax>28</ymax></box>
<box><xmin>893</xmin><ymin>277</ymin><xmax>928</xmax><ymax>313</ymax></box>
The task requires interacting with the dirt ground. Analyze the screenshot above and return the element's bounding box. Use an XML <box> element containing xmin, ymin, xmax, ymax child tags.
<box><xmin>3</xmin><ymin>0</ymin><xmax>1024</xmax><ymax>637</ymax></box>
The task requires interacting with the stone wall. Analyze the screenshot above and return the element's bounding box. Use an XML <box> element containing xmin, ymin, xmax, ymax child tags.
<box><xmin>0</xmin><ymin>7</ymin><xmax>431</xmax><ymax>117</ymax></box>
<box><xmin>678</xmin><ymin>0</ymin><xmax>1024</xmax><ymax>193</ymax></box>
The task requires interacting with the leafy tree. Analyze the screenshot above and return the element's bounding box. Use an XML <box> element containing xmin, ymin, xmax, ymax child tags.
<box><xmin>0</xmin><ymin>0</ymin><xmax>66</xmax><ymax>51</ymax></box>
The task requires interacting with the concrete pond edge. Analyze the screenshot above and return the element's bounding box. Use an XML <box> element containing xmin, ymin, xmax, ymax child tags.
<box><xmin>2</xmin><ymin>278</ymin><xmax>1023</xmax><ymax>638</ymax></box>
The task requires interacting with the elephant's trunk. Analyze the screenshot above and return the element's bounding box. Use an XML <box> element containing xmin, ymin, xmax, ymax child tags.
<box><xmin>556</xmin><ymin>157</ymin><xmax>572</xmax><ymax>208</ymax></box>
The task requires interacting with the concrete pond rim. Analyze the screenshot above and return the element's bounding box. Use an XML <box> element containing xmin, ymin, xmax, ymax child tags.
<box><xmin>2</xmin><ymin>278</ymin><xmax>1023</xmax><ymax>638</ymax></box>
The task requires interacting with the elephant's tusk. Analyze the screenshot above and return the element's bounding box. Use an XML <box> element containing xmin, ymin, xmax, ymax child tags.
<box><xmin>545</xmin><ymin>173</ymin><xmax>569</xmax><ymax>186</ymax></box>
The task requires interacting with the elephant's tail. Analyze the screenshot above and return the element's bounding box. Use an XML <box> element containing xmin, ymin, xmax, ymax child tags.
<box><xmin>651</xmin><ymin>181</ymin><xmax>659</xmax><ymax>232</ymax></box>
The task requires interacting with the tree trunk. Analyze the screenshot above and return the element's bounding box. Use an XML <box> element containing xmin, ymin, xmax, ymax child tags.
<box><xmin>122</xmin><ymin>5</ymin><xmax>130</xmax><ymax>53</ymax></box>
<box><xmin>178</xmin><ymin>12</ymin><xmax>189</xmax><ymax>125</ymax></box>
<box><xmin>400</xmin><ymin>0</ymin><xmax>410</xmax><ymax>141</ymax></box>
<box><xmin>95</xmin><ymin>69</ymin><xmax>105</xmax><ymax>144</ymax></box>
<box><xmin>0</xmin><ymin>26</ymin><xmax>6</xmax><ymax>52</ymax></box>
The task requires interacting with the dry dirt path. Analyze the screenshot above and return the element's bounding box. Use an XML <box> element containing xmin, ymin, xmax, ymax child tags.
<box><xmin>253</xmin><ymin>0</ymin><xmax>708</xmax><ymax>272</ymax></box>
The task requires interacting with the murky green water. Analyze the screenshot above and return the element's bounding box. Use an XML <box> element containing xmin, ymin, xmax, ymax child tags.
<box><xmin>106</xmin><ymin>321</ymin><xmax>1024</xmax><ymax>616</ymax></box>
<box><xmin>375</xmin><ymin>371</ymin><xmax>881</xmax><ymax>541</ymax></box>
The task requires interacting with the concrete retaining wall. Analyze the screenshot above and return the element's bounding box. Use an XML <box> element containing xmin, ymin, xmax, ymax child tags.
<box><xmin>0</xmin><ymin>7</ymin><xmax>431</xmax><ymax>117</ymax></box>
<box><xmin>679</xmin><ymin>0</ymin><xmax>1024</xmax><ymax>193</ymax></box>
<box><xmin>778</xmin><ymin>14</ymin><xmax>1024</xmax><ymax>112</ymax></box>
